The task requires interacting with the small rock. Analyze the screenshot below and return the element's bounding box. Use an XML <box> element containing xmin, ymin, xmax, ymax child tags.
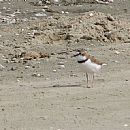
<box><xmin>25</xmin><ymin>66</ymin><xmax>31</xmax><ymax>69</ymax></box>
<box><xmin>32</xmin><ymin>73</ymin><xmax>41</xmax><ymax>77</ymax></box>
<box><xmin>89</xmin><ymin>13</ymin><xmax>94</xmax><ymax>17</ymax></box>
<box><xmin>108</xmin><ymin>0</ymin><xmax>113</xmax><ymax>3</ymax></box>
<box><xmin>53</xmin><ymin>69</ymin><xmax>57</xmax><ymax>72</ymax></box>
<box><xmin>124</xmin><ymin>124</ymin><xmax>128</xmax><ymax>127</ymax></box>
<box><xmin>70</xmin><ymin>74</ymin><xmax>77</xmax><ymax>77</ymax></box>
<box><xmin>54</xmin><ymin>0</ymin><xmax>59</xmax><ymax>3</ymax></box>
<box><xmin>20</xmin><ymin>51</ymin><xmax>49</xmax><ymax>60</ymax></box>
<box><xmin>59</xmin><ymin>65</ymin><xmax>65</xmax><ymax>69</ymax></box>
<box><xmin>37</xmin><ymin>73</ymin><xmax>41</xmax><ymax>77</ymax></box>
<box><xmin>76</xmin><ymin>107</ymin><xmax>81</xmax><ymax>109</ymax></box>
<box><xmin>10</xmin><ymin>19</ymin><xmax>16</xmax><ymax>24</ymax></box>
<box><xmin>107</xmin><ymin>15</ymin><xmax>115</xmax><ymax>21</ymax></box>
<box><xmin>114</xmin><ymin>60</ymin><xmax>119</xmax><ymax>63</ymax></box>
<box><xmin>4</xmin><ymin>59</ymin><xmax>10</xmax><ymax>63</ymax></box>
<box><xmin>53</xmin><ymin>84</ymin><xmax>60</xmax><ymax>87</ymax></box>
<box><xmin>114</xmin><ymin>51</ymin><xmax>120</xmax><ymax>55</ymax></box>
<box><xmin>35</xmin><ymin>13</ymin><xmax>47</xmax><ymax>17</ymax></box>
<box><xmin>46</xmin><ymin>1</ymin><xmax>51</xmax><ymax>4</ymax></box>
<box><xmin>58</xmin><ymin>62</ymin><xmax>64</xmax><ymax>65</ymax></box>
<box><xmin>15</xmin><ymin>33</ymin><xmax>19</xmax><ymax>36</ymax></box>
<box><xmin>80</xmin><ymin>35</ymin><xmax>93</xmax><ymax>40</ymax></box>
<box><xmin>65</xmin><ymin>12</ymin><xmax>69</xmax><ymax>14</ymax></box>
<box><xmin>17</xmin><ymin>79</ymin><xmax>20</xmax><ymax>82</ymax></box>
<box><xmin>42</xmin><ymin>9</ymin><xmax>46</xmax><ymax>12</ymax></box>
<box><xmin>121</xmin><ymin>50</ymin><xmax>125</xmax><ymax>52</ymax></box>
<box><xmin>3</xmin><ymin>7</ymin><xmax>6</xmax><ymax>10</ymax></box>
<box><xmin>0</xmin><ymin>64</ymin><xmax>5</xmax><ymax>70</ymax></box>
<box><xmin>32</xmin><ymin>73</ymin><xmax>37</xmax><ymax>77</ymax></box>
<box><xmin>10</xmin><ymin>67</ymin><xmax>17</xmax><ymax>71</ymax></box>
<box><xmin>61</xmin><ymin>11</ymin><xmax>64</xmax><ymax>14</ymax></box>
<box><xmin>43</xmin><ymin>5</ymin><xmax>49</xmax><ymax>9</ymax></box>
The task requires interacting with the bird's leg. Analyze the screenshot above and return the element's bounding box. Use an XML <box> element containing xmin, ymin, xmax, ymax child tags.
<box><xmin>92</xmin><ymin>73</ymin><xmax>94</xmax><ymax>87</ymax></box>
<box><xmin>85</xmin><ymin>73</ymin><xmax>89</xmax><ymax>87</ymax></box>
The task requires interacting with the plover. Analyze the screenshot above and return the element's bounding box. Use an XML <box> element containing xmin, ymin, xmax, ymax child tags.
<box><xmin>73</xmin><ymin>49</ymin><xmax>106</xmax><ymax>87</ymax></box>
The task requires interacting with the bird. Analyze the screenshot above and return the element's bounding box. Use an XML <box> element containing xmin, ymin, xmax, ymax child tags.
<box><xmin>73</xmin><ymin>49</ymin><xmax>106</xmax><ymax>88</ymax></box>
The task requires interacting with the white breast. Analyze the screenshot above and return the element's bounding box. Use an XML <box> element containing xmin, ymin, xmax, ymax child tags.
<box><xmin>79</xmin><ymin>59</ymin><xmax>101</xmax><ymax>73</ymax></box>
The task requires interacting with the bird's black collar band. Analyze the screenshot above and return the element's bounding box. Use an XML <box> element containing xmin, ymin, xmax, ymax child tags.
<box><xmin>78</xmin><ymin>59</ymin><xmax>88</xmax><ymax>63</ymax></box>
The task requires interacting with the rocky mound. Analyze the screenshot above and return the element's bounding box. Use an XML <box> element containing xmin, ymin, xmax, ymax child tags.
<box><xmin>30</xmin><ymin>0</ymin><xmax>113</xmax><ymax>6</ymax></box>
<box><xmin>31</xmin><ymin>11</ymin><xmax>130</xmax><ymax>44</ymax></box>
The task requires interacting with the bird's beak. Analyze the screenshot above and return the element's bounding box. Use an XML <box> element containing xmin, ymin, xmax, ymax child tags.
<box><xmin>71</xmin><ymin>53</ymin><xmax>79</xmax><ymax>58</ymax></box>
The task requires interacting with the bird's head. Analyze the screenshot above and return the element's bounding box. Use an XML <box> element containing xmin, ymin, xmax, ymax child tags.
<box><xmin>72</xmin><ymin>49</ymin><xmax>88</xmax><ymax>61</ymax></box>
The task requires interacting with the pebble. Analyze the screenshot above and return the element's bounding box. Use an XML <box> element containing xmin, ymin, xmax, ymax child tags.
<box><xmin>15</xmin><ymin>33</ymin><xmax>19</xmax><ymax>36</ymax></box>
<box><xmin>114</xmin><ymin>60</ymin><xmax>119</xmax><ymax>63</ymax></box>
<box><xmin>25</xmin><ymin>66</ymin><xmax>31</xmax><ymax>69</ymax></box>
<box><xmin>59</xmin><ymin>64</ymin><xmax>65</xmax><ymax>69</ymax></box>
<box><xmin>43</xmin><ymin>5</ymin><xmax>49</xmax><ymax>9</ymax></box>
<box><xmin>10</xmin><ymin>67</ymin><xmax>17</xmax><ymax>71</ymax></box>
<box><xmin>121</xmin><ymin>50</ymin><xmax>125</xmax><ymax>52</ymax></box>
<box><xmin>65</xmin><ymin>12</ymin><xmax>69</xmax><ymax>14</ymax></box>
<box><xmin>54</xmin><ymin>0</ymin><xmax>59</xmax><ymax>3</ymax></box>
<box><xmin>3</xmin><ymin>7</ymin><xmax>6</xmax><ymax>10</ymax></box>
<box><xmin>107</xmin><ymin>15</ymin><xmax>115</xmax><ymax>21</ymax></box>
<box><xmin>9</xmin><ymin>19</ymin><xmax>16</xmax><ymax>24</ymax></box>
<box><xmin>17</xmin><ymin>79</ymin><xmax>20</xmax><ymax>82</ymax></box>
<box><xmin>61</xmin><ymin>11</ymin><xmax>64</xmax><ymax>14</ymax></box>
<box><xmin>0</xmin><ymin>64</ymin><xmax>5</xmax><ymax>70</ymax></box>
<box><xmin>37</xmin><ymin>73</ymin><xmax>41</xmax><ymax>77</ymax></box>
<box><xmin>114</xmin><ymin>51</ymin><xmax>120</xmax><ymax>55</ymax></box>
<box><xmin>79</xmin><ymin>20</ymin><xmax>82</xmax><ymax>23</ymax></box>
<box><xmin>53</xmin><ymin>69</ymin><xmax>57</xmax><ymax>72</ymax></box>
<box><xmin>89</xmin><ymin>13</ymin><xmax>94</xmax><ymax>17</ymax></box>
<box><xmin>42</xmin><ymin>9</ymin><xmax>46</xmax><ymax>12</ymax></box>
<box><xmin>35</xmin><ymin>13</ymin><xmax>47</xmax><ymax>17</ymax></box>
<box><xmin>108</xmin><ymin>0</ymin><xmax>113</xmax><ymax>3</ymax></box>
<box><xmin>70</xmin><ymin>74</ymin><xmax>77</xmax><ymax>77</ymax></box>
<box><xmin>32</xmin><ymin>73</ymin><xmax>41</xmax><ymax>77</ymax></box>
<box><xmin>124</xmin><ymin>124</ymin><xmax>128</xmax><ymax>127</ymax></box>
<box><xmin>58</xmin><ymin>62</ymin><xmax>64</xmax><ymax>65</ymax></box>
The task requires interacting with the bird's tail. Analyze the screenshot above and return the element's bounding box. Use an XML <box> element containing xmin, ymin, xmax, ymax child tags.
<box><xmin>102</xmin><ymin>63</ymin><xmax>107</xmax><ymax>66</ymax></box>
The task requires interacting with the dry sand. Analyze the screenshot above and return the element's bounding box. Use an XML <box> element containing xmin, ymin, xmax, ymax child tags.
<box><xmin>0</xmin><ymin>0</ymin><xmax>130</xmax><ymax>130</ymax></box>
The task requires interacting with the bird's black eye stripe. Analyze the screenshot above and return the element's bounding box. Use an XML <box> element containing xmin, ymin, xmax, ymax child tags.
<box><xmin>73</xmin><ymin>52</ymin><xmax>81</xmax><ymax>57</ymax></box>
<box><xmin>73</xmin><ymin>53</ymin><xmax>80</xmax><ymax>57</ymax></box>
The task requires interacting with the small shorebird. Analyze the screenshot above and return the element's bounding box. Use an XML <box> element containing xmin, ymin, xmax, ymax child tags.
<box><xmin>73</xmin><ymin>49</ymin><xmax>106</xmax><ymax>87</ymax></box>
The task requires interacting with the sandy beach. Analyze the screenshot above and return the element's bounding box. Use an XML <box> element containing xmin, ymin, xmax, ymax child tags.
<box><xmin>0</xmin><ymin>0</ymin><xmax>130</xmax><ymax>130</ymax></box>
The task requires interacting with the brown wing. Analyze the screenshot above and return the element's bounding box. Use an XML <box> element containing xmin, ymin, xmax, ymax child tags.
<box><xmin>90</xmin><ymin>56</ymin><xmax>103</xmax><ymax>65</ymax></box>
<box><xmin>84</xmin><ymin>52</ymin><xmax>103</xmax><ymax>65</ymax></box>
<box><xmin>80</xmin><ymin>50</ymin><xmax>104</xmax><ymax>65</ymax></box>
